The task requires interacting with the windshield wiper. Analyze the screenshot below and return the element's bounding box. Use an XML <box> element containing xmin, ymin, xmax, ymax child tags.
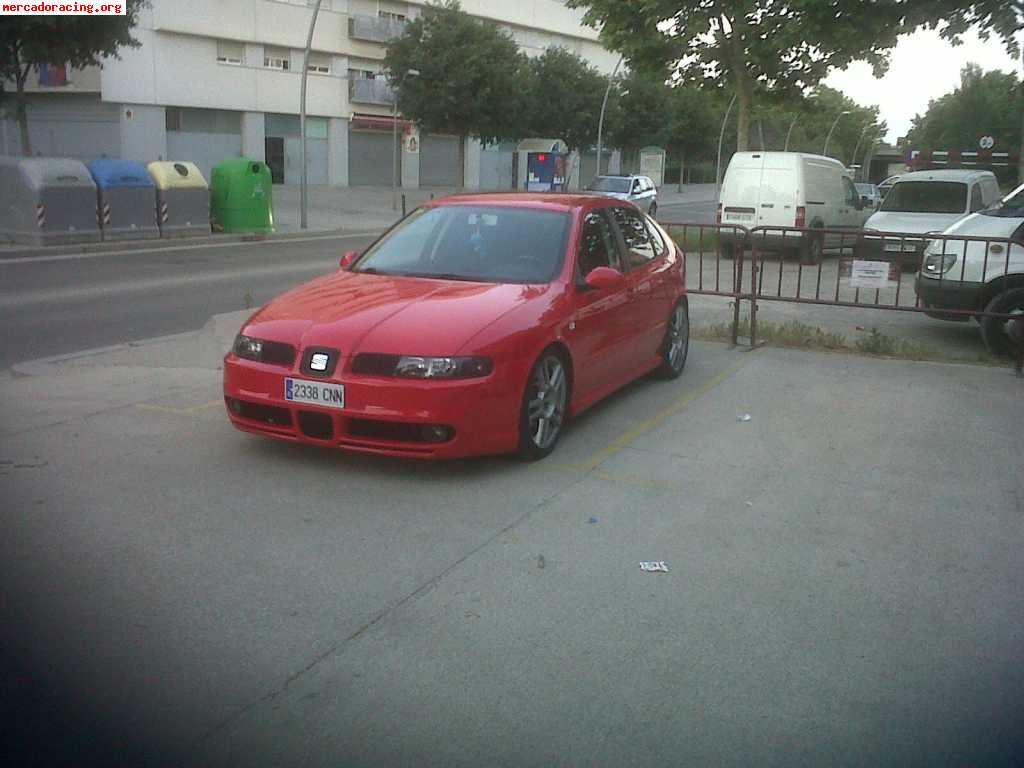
<box><xmin>414</xmin><ymin>272</ymin><xmax>485</xmax><ymax>282</ymax></box>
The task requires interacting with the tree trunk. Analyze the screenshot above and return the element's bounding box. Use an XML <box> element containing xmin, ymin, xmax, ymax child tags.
<box><xmin>734</xmin><ymin>72</ymin><xmax>752</xmax><ymax>152</ymax></box>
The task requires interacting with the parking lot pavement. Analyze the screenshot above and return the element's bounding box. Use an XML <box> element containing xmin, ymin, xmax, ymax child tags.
<box><xmin>2</xmin><ymin>321</ymin><xmax>1022</xmax><ymax>766</ymax></box>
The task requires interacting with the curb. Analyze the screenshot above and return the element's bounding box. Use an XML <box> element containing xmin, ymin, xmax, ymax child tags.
<box><xmin>0</xmin><ymin>227</ymin><xmax>383</xmax><ymax>261</ymax></box>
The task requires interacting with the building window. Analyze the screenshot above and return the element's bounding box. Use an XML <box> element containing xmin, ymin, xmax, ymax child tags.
<box><xmin>307</xmin><ymin>52</ymin><xmax>331</xmax><ymax>75</ymax></box>
<box><xmin>216</xmin><ymin>40</ymin><xmax>244</xmax><ymax>66</ymax></box>
<box><xmin>348</xmin><ymin>68</ymin><xmax>376</xmax><ymax>80</ymax></box>
<box><xmin>264</xmin><ymin>47</ymin><xmax>291</xmax><ymax>71</ymax></box>
<box><xmin>378</xmin><ymin>10</ymin><xmax>406</xmax><ymax>23</ymax></box>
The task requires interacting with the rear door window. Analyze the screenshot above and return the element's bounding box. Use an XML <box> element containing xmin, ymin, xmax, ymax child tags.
<box><xmin>610</xmin><ymin>207</ymin><xmax>657</xmax><ymax>268</ymax></box>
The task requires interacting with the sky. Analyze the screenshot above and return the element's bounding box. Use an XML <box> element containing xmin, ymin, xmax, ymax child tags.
<box><xmin>823</xmin><ymin>26</ymin><xmax>1019</xmax><ymax>144</ymax></box>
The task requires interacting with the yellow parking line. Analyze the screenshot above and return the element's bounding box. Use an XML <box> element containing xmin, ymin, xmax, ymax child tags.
<box><xmin>564</xmin><ymin>355</ymin><xmax>753</xmax><ymax>474</ymax></box>
<box><xmin>137</xmin><ymin>399</ymin><xmax>222</xmax><ymax>416</ymax></box>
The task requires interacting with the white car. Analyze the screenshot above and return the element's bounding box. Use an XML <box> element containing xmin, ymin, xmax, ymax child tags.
<box><xmin>585</xmin><ymin>175</ymin><xmax>658</xmax><ymax>217</ymax></box>
<box><xmin>916</xmin><ymin>183</ymin><xmax>1024</xmax><ymax>356</ymax></box>
<box><xmin>862</xmin><ymin>169</ymin><xmax>1002</xmax><ymax>269</ymax></box>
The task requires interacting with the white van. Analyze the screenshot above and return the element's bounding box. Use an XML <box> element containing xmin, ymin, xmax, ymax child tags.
<box><xmin>717</xmin><ymin>151</ymin><xmax>870</xmax><ymax>263</ymax></box>
<box><xmin>862</xmin><ymin>169</ymin><xmax>1001</xmax><ymax>268</ymax></box>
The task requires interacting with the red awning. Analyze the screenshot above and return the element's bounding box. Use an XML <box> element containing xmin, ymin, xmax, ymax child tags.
<box><xmin>351</xmin><ymin>114</ymin><xmax>413</xmax><ymax>131</ymax></box>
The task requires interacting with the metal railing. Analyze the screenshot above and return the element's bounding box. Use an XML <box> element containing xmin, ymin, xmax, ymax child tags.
<box><xmin>662</xmin><ymin>222</ymin><xmax>1024</xmax><ymax>364</ymax></box>
<box><xmin>349</xmin><ymin>77</ymin><xmax>395</xmax><ymax>106</ymax></box>
<box><xmin>348</xmin><ymin>15</ymin><xmax>407</xmax><ymax>43</ymax></box>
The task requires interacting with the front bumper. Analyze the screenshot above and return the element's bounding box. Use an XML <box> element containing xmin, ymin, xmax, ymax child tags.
<box><xmin>914</xmin><ymin>275</ymin><xmax>984</xmax><ymax>321</ymax></box>
<box><xmin>223</xmin><ymin>354</ymin><xmax>524</xmax><ymax>459</ymax></box>
<box><xmin>718</xmin><ymin>229</ymin><xmax>805</xmax><ymax>252</ymax></box>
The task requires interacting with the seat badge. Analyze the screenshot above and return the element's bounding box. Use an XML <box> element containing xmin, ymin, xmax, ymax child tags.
<box><xmin>310</xmin><ymin>352</ymin><xmax>330</xmax><ymax>372</ymax></box>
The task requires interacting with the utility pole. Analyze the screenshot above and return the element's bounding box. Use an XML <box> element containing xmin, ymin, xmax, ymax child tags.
<box><xmin>299</xmin><ymin>0</ymin><xmax>323</xmax><ymax>230</ymax></box>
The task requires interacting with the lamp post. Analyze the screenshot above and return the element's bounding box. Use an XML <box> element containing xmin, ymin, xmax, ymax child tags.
<box><xmin>783</xmin><ymin>115</ymin><xmax>798</xmax><ymax>152</ymax></box>
<box><xmin>850</xmin><ymin>123</ymin><xmax>873</xmax><ymax>174</ymax></box>
<box><xmin>391</xmin><ymin>68</ymin><xmax>420</xmax><ymax>212</ymax></box>
<box><xmin>299</xmin><ymin>0</ymin><xmax>323</xmax><ymax>230</ymax></box>
<box><xmin>595</xmin><ymin>54</ymin><xmax>624</xmax><ymax>181</ymax></box>
<box><xmin>822</xmin><ymin>109</ymin><xmax>851</xmax><ymax>157</ymax></box>
<box><xmin>715</xmin><ymin>92</ymin><xmax>737</xmax><ymax>202</ymax></box>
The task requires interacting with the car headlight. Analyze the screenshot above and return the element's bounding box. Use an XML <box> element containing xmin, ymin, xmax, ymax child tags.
<box><xmin>353</xmin><ymin>353</ymin><xmax>493</xmax><ymax>379</ymax></box>
<box><xmin>234</xmin><ymin>334</ymin><xmax>264</xmax><ymax>361</ymax></box>
<box><xmin>922</xmin><ymin>251</ymin><xmax>957</xmax><ymax>276</ymax></box>
<box><xmin>232</xmin><ymin>335</ymin><xmax>296</xmax><ymax>365</ymax></box>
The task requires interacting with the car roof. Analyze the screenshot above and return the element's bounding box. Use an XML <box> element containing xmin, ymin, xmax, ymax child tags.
<box><xmin>895</xmin><ymin>169</ymin><xmax>997</xmax><ymax>183</ymax></box>
<box><xmin>423</xmin><ymin>191</ymin><xmax>626</xmax><ymax>211</ymax></box>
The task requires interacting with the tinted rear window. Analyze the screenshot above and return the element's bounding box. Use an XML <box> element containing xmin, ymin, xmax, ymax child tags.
<box><xmin>587</xmin><ymin>177</ymin><xmax>630</xmax><ymax>193</ymax></box>
<box><xmin>880</xmin><ymin>181</ymin><xmax>968</xmax><ymax>214</ymax></box>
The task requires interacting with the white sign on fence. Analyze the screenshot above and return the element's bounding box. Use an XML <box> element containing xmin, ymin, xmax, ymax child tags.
<box><xmin>846</xmin><ymin>259</ymin><xmax>898</xmax><ymax>289</ymax></box>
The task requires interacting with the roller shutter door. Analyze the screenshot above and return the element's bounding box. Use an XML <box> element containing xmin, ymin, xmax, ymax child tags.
<box><xmin>349</xmin><ymin>129</ymin><xmax>398</xmax><ymax>186</ymax></box>
<box><xmin>420</xmin><ymin>134</ymin><xmax>461</xmax><ymax>187</ymax></box>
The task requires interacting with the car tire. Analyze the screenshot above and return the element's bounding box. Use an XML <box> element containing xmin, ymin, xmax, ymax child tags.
<box><xmin>517</xmin><ymin>347</ymin><xmax>570</xmax><ymax>461</ymax></box>
<box><xmin>800</xmin><ymin>231</ymin><xmax>823</xmax><ymax>265</ymax></box>
<box><xmin>980</xmin><ymin>287</ymin><xmax>1024</xmax><ymax>358</ymax></box>
<box><xmin>657</xmin><ymin>299</ymin><xmax>690</xmax><ymax>379</ymax></box>
<box><xmin>649</xmin><ymin>202</ymin><xmax>658</xmax><ymax>218</ymax></box>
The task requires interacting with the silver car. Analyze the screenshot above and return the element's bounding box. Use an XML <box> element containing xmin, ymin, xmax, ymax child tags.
<box><xmin>584</xmin><ymin>174</ymin><xmax>659</xmax><ymax>217</ymax></box>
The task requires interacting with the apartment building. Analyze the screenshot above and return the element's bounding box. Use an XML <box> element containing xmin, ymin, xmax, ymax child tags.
<box><xmin>1</xmin><ymin>0</ymin><xmax>618</xmax><ymax>189</ymax></box>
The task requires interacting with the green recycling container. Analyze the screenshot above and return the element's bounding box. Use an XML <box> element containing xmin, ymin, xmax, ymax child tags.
<box><xmin>210</xmin><ymin>158</ymin><xmax>274</xmax><ymax>233</ymax></box>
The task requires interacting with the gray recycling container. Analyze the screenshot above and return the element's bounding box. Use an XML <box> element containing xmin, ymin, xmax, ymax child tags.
<box><xmin>0</xmin><ymin>156</ymin><xmax>101</xmax><ymax>246</ymax></box>
<box><xmin>87</xmin><ymin>159</ymin><xmax>160</xmax><ymax>241</ymax></box>
<box><xmin>147</xmin><ymin>161</ymin><xmax>211</xmax><ymax>238</ymax></box>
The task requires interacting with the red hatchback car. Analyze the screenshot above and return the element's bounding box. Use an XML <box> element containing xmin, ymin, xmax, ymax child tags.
<box><xmin>223</xmin><ymin>193</ymin><xmax>688</xmax><ymax>460</ymax></box>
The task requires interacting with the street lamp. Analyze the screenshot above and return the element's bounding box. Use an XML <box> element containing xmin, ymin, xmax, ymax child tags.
<box><xmin>822</xmin><ymin>109</ymin><xmax>851</xmax><ymax>157</ymax></box>
<box><xmin>595</xmin><ymin>54</ymin><xmax>624</xmax><ymax>182</ymax></box>
<box><xmin>715</xmin><ymin>92</ymin><xmax>737</xmax><ymax>203</ymax></box>
<box><xmin>850</xmin><ymin>123</ymin><xmax>873</xmax><ymax>174</ymax></box>
<box><xmin>391</xmin><ymin>68</ymin><xmax>420</xmax><ymax>212</ymax></box>
<box><xmin>784</xmin><ymin>115</ymin><xmax>798</xmax><ymax>152</ymax></box>
<box><xmin>299</xmin><ymin>0</ymin><xmax>324</xmax><ymax>230</ymax></box>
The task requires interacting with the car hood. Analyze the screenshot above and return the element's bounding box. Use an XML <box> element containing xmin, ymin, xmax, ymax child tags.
<box><xmin>865</xmin><ymin>210</ymin><xmax>966</xmax><ymax>236</ymax></box>
<box><xmin>242</xmin><ymin>271</ymin><xmax>550</xmax><ymax>356</ymax></box>
<box><xmin>939</xmin><ymin>212</ymin><xmax>1024</xmax><ymax>238</ymax></box>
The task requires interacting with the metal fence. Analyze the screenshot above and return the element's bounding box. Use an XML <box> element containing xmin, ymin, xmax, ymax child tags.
<box><xmin>662</xmin><ymin>222</ymin><xmax>1024</xmax><ymax>364</ymax></box>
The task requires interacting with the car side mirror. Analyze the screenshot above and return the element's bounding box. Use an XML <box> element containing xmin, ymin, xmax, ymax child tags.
<box><xmin>583</xmin><ymin>266</ymin><xmax>625</xmax><ymax>291</ymax></box>
<box><xmin>340</xmin><ymin>250</ymin><xmax>359</xmax><ymax>269</ymax></box>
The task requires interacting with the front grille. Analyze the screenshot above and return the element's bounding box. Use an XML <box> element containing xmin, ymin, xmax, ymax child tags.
<box><xmin>228</xmin><ymin>398</ymin><xmax>292</xmax><ymax>427</ymax></box>
<box><xmin>351</xmin><ymin>353</ymin><xmax>399</xmax><ymax>376</ymax></box>
<box><xmin>298</xmin><ymin>411</ymin><xmax>334</xmax><ymax>440</ymax></box>
<box><xmin>261</xmin><ymin>341</ymin><xmax>297</xmax><ymax>366</ymax></box>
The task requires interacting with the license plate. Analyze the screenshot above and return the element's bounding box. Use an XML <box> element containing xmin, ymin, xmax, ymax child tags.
<box><xmin>884</xmin><ymin>240</ymin><xmax>916</xmax><ymax>252</ymax></box>
<box><xmin>728</xmin><ymin>212</ymin><xmax>754</xmax><ymax>222</ymax></box>
<box><xmin>285</xmin><ymin>378</ymin><xmax>345</xmax><ymax>409</ymax></box>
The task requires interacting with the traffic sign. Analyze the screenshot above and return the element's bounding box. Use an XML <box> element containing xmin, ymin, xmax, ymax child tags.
<box><xmin>979</xmin><ymin>135</ymin><xmax>995</xmax><ymax>150</ymax></box>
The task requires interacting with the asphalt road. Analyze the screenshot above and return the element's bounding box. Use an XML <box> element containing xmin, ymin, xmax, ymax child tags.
<box><xmin>0</xmin><ymin>233</ymin><xmax>379</xmax><ymax>369</ymax></box>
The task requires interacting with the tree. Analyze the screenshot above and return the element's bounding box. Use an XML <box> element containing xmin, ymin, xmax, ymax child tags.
<box><xmin>906</xmin><ymin>65</ymin><xmax>1020</xmax><ymax>155</ymax></box>
<box><xmin>385</xmin><ymin>0</ymin><xmax>526</xmax><ymax>170</ymax></box>
<box><xmin>0</xmin><ymin>3</ymin><xmax>144</xmax><ymax>156</ymax></box>
<box><xmin>565</xmin><ymin>0</ymin><xmax>943</xmax><ymax>152</ymax></box>
<box><xmin>521</xmin><ymin>47</ymin><xmax>607</xmax><ymax>153</ymax></box>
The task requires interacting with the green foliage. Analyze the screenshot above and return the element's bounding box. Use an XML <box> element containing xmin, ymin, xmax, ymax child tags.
<box><xmin>906</xmin><ymin>65</ymin><xmax>1021</xmax><ymax>154</ymax></box>
<box><xmin>520</xmin><ymin>46</ymin><xmax>607</xmax><ymax>151</ymax></box>
<box><xmin>384</xmin><ymin>1</ymin><xmax>525</xmax><ymax>145</ymax></box>
<box><xmin>0</xmin><ymin>0</ymin><xmax>145</xmax><ymax>154</ymax></box>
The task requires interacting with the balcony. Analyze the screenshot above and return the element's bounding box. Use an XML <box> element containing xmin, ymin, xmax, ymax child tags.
<box><xmin>349</xmin><ymin>77</ymin><xmax>396</xmax><ymax>106</ymax></box>
<box><xmin>348</xmin><ymin>15</ymin><xmax>407</xmax><ymax>44</ymax></box>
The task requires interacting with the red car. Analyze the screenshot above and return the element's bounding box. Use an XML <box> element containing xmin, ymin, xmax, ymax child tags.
<box><xmin>223</xmin><ymin>193</ymin><xmax>688</xmax><ymax>460</ymax></box>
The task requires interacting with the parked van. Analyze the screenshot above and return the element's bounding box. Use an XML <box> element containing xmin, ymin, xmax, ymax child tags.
<box><xmin>862</xmin><ymin>169</ymin><xmax>1000</xmax><ymax>269</ymax></box>
<box><xmin>717</xmin><ymin>151</ymin><xmax>869</xmax><ymax>263</ymax></box>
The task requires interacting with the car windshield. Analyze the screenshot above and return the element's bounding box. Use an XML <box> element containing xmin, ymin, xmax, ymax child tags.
<box><xmin>354</xmin><ymin>205</ymin><xmax>570</xmax><ymax>284</ymax></box>
<box><xmin>981</xmin><ymin>185</ymin><xmax>1024</xmax><ymax>218</ymax></box>
<box><xmin>880</xmin><ymin>181</ymin><xmax>968</xmax><ymax>214</ymax></box>
<box><xmin>586</xmin><ymin>177</ymin><xmax>631</xmax><ymax>193</ymax></box>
